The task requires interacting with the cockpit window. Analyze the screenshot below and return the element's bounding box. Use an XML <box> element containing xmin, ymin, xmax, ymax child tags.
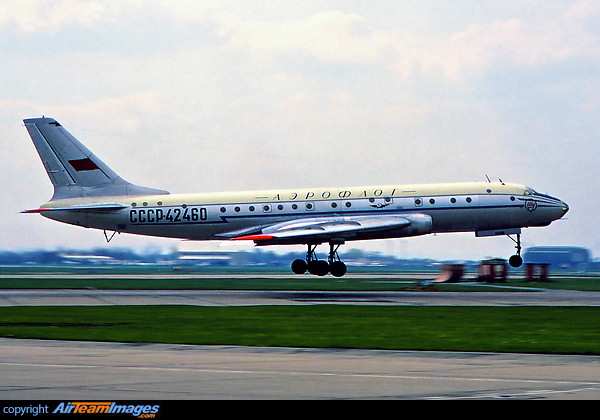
<box><xmin>525</xmin><ymin>187</ymin><xmax>542</xmax><ymax>196</ymax></box>
<box><xmin>524</xmin><ymin>187</ymin><xmax>555</xmax><ymax>200</ymax></box>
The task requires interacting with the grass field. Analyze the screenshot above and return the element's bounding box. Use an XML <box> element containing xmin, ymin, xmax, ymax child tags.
<box><xmin>1</xmin><ymin>305</ymin><xmax>599</xmax><ymax>355</ymax></box>
<box><xmin>1</xmin><ymin>267</ymin><xmax>599</xmax><ymax>355</ymax></box>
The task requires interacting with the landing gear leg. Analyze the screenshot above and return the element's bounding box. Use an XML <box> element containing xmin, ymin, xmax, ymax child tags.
<box><xmin>307</xmin><ymin>244</ymin><xmax>329</xmax><ymax>276</ymax></box>
<box><xmin>290</xmin><ymin>242</ymin><xmax>347</xmax><ymax>277</ymax></box>
<box><xmin>328</xmin><ymin>242</ymin><xmax>347</xmax><ymax>278</ymax></box>
<box><xmin>508</xmin><ymin>233</ymin><xmax>523</xmax><ymax>268</ymax></box>
<box><xmin>291</xmin><ymin>244</ymin><xmax>328</xmax><ymax>276</ymax></box>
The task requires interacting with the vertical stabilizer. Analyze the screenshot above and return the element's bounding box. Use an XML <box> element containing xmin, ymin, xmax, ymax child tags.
<box><xmin>24</xmin><ymin>117</ymin><xmax>169</xmax><ymax>200</ymax></box>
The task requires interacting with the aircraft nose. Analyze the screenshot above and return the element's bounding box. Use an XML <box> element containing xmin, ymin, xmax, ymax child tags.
<box><xmin>562</xmin><ymin>201</ymin><xmax>569</xmax><ymax>217</ymax></box>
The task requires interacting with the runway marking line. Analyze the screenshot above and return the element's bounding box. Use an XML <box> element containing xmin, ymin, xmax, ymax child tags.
<box><xmin>2</xmin><ymin>361</ymin><xmax>600</xmax><ymax>389</ymax></box>
<box><xmin>428</xmin><ymin>386</ymin><xmax>600</xmax><ymax>399</ymax></box>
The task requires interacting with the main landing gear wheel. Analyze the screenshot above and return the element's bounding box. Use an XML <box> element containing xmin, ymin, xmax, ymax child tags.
<box><xmin>308</xmin><ymin>260</ymin><xmax>329</xmax><ymax>276</ymax></box>
<box><xmin>329</xmin><ymin>261</ymin><xmax>347</xmax><ymax>278</ymax></box>
<box><xmin>508</xmin><ymin>233</ymin><xmax>523</xmax><ymax>268</ymax></box>
<box><xmin>290</xmin><ymin>243</ymin><xmax>348</xmax><ymax>277</ymax></box>
<box><xmin>291</xmin><ymin>259</ymin><xmax>307</xmax><ymax>274</ymax></box>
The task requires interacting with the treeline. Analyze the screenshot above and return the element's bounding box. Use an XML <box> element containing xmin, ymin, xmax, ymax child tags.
<box><xmin>0</xmin><ymin>248</ymin><xmax>452</xmax><ymax>270</ymax></box>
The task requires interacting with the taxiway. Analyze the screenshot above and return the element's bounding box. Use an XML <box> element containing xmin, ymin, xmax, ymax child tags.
<box><xmin>1</xmin><ymin>288</ymin><xmax>600</xmax><ymax>307</ymax></box>
<box><xmin>2</xmin><ymin>339</ymin><xmax>600</xmax><ymax>399</ymax></box>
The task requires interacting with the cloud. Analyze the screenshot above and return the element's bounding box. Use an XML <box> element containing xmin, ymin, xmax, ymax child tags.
<box><xmin>217</xmin><ymin>11</ymin><xmax>389</xmax><ymax>63</ymax></box>
<box><xmin>0</xmin><ymin>91</ymin><xmax>164</xmax><ymax>132</ymax></box>
<box><xmin>393</xmin><ymin>5</ymin><xmax>600</xmax><ymax>83</ymax></box>
<box><xmin>0</xmin><ymin>0</ymin><xmax>245</xmax><ymax>35</ymax></box>
<box><xmin>150</xmin><ymin>0</ymin><xmax>223</xmax><ymax>23</ymax></box>
<box><xmin>0</xmin><ymin>0</ymin><xmax>125</xmax><ymax>33</ymax></box>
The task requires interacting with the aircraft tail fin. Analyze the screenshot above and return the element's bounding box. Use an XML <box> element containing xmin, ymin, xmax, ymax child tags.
<box><xmin>24</xmin><ymin>117</ymin><xmax>169</xmax><ymax>200</ymax></box>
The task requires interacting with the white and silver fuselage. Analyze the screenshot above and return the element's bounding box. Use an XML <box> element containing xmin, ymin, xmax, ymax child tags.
<box><xmin>37</xmin><ymin>181</ymin><xmax>568</xmax><ymax>244</ymax></box>
<box><xmin>22</xmin><ymin>116</ymin><xmax>569</xmax><ymax>275</ymax></box>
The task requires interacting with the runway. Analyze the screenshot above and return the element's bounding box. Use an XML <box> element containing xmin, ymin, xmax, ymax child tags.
<box><xmin>2</xmin><ymin>286</ymin><xmax>600</xmax><ymax>399</ymax></box>
<box><xmin>2</xmin><ymin>338</ymin><xmax>600</xmax><ymax>400</ymax></box>
<box><xmin>1</xmin><ymin>287</ymin><xmax>600</xmax><ymax>306</ymax></box>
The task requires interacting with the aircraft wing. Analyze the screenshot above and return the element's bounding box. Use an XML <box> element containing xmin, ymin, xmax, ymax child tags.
<box><xmin>225</xmin><ymin>214</ymin><xmax>417</xmax><ymax>244</ymax></box>
<box><xmin>21</xmin><ymin>202</ymin><xmax>128</xmax><ymax>213</ymax></box>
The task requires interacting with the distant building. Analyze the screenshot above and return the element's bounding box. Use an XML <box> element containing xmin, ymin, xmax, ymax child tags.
<box><xmin>60</xmin><ymin>254</ymin><xmax>116</xmax><ymax>265</ymax></box>
<box><xmin>523</xmin><ymin>246</ymin><xmax>590</xmax><ymax>270</ymax></box>
<box><xmin>176</xmin><ymin>250</ymin><xmax>235</xmax><ymax>267</ymax></box>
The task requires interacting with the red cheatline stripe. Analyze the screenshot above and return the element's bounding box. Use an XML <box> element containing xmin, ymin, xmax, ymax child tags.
<box><xmin>233</xmin><ymin>234</ymin><xmax>274</xmax><ymax>241</ymax></box>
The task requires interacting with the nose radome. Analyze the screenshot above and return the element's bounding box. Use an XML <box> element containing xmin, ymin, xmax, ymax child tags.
<box><xmin>562</xmin><ymin>201</ymin><xmax>569</xmax><ymax>217</ymax></box>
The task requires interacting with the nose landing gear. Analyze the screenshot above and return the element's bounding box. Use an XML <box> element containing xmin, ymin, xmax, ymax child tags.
<box><xmin>291</xmin><ymin>242</ymin><xmax>348</xmax><ymax>277</ymax></box>
<box><xmin>508</xmin><ymin>233</ymin><xmax>523</xmax><ymax>267</ymax></box>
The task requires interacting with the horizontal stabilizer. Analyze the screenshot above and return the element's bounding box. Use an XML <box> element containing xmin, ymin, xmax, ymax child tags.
<box><xmin>22</xmin><ymin>202</ymin><xmax>128</xmax><ymax>213</ymax></box>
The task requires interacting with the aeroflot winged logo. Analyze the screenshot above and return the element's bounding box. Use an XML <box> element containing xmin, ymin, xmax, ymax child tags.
<box><xmin>525</xmin><ymin>200</ymin><xmax>538</xmax><ymax>212</ymax></box>
<box><xmin>53</xmin><ymin>402</ymin><xmax>160</xmax><ymax>417</ymax></box>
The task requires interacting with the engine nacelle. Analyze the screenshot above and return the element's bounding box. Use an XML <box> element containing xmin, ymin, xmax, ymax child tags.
<box><xmin>395</xmin><ymin>213</ymin><xmax>433</xmax><ymax>237</ymax></box>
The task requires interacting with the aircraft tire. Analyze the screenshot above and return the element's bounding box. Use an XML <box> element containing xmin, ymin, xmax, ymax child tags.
<box><xmin>291</xmin><ymin>259</ymin><xmax>308</xmax><ymax>274</ymax></box>
<box><xmin>330</xmin><ymin>261</ymin><xmax>347</xmax><ymax>277</ymax></box>
<box><xmin>308</xmin><ymin>260</ymin><xmax>329</xmax><ymax>276</ymax></box>
<box><xmin>509</xmin><ymin>255</ymin><xmax>523</xmax><ymax>268</ymax></box>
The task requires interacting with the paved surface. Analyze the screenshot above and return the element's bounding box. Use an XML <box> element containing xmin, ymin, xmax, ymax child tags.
<box><xmin>1</xmin><ymin>339</ymin><xmax>600</xmax><ymax>400</ymax></box>
<box><xmin>2</xmin><ymin>280</ymin><xmax>600</xmax><ymax>399</ymax></box>
<box><xmin>1</xmin><ymin>288</ymin><xmax>600</xmax><ymax>306</ymax></box>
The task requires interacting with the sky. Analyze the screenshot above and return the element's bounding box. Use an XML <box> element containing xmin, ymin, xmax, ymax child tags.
<box><xmin>1</xmin><ymin>0</ymin><xmax>599</xmax><ymax>260</ymax></box>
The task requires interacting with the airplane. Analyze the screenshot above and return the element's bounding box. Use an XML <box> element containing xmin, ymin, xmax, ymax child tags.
<box><xmin>22</xmin><ymin>117</ymin><xmax>569</xmax><ymax>277</ymax></box>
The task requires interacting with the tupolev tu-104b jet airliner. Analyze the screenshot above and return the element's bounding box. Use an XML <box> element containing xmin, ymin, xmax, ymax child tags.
<box><xmin>22</xmin><ymin>117</ymin><xmax>569</xmax><ymax>277</ymax></box>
